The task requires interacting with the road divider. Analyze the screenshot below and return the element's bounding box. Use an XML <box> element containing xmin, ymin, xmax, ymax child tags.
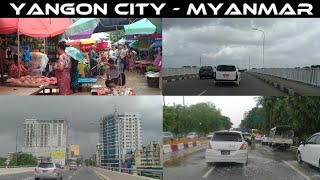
<box><xmin>164</xmin><ymin>141</ymin><xmax>207</xmax><ymax>162</ymax></box>
<box><xmin>0</xmin><ymin>167</ymin><xmax>34</xmax><ymax>176</ymax></box>
<box><xmin>163</xmin><ymin>74</ymin><xmax>199</xmax><ymax>84</ymax></box>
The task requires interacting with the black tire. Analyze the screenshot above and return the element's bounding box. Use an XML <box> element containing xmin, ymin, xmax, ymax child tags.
<box><xmin>35</xmin><ymin>178</ymin><xmax>39</xmax><ymax>180</ymax></box>
<box><xmin>297</xmin><ymin>151</ymin><xmax>303</xmax><ymax>165</ymax></box>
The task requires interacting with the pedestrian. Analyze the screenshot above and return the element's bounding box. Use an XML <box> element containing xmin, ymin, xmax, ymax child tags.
<box><xmin>104</xmin><ymin>58</ymin><xmax>120</xmax><ymax>88</ymax></box>
<box><xmin>70</xmin><ymin>57</ymin><xmax>79</xmax><ymax>93</ymax></box>
<box><xmin>127</xmin><ymin>47</ymin><xmax>137</xmax><ymax>72</ymax></box>
<box><xmin>89</xmin><ymin>45</ymin><xmax>99</xmax><ymax>77</ymax></box>
<box><xmin>115</xmin><ymin>44</ymin><xmax>126</xmax><ymax>73</ymax></box>
<box><xmin>54</xmin><ymin>41</ymin><xmax>72</xmax><ymax>95</ymax></box>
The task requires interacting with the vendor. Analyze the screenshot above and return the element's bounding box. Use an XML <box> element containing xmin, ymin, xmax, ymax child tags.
<box><xmin>89</xmin><ymin>45</ymin><xmax>99</xmax><ymax>77</ymax></box>
<box><xmin>105</xmin><ymin>59</ymin><xmax>120</xmax><ymax>88</ymax></box>
<box><xmin>9</xmin><ymin>54</ymin><xmax>40</xmax><ymax>78</ymax></box>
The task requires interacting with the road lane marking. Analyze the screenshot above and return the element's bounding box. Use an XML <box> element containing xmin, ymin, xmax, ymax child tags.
<box><xmin>198</xmin><ymin>89</ymin><xmax>207</xmax><ymax>96</ymax></box>
<box><xmin>67</xmin><ymin>166</ymin><xmax>82</xmax><ymax>180</ymax></box>
<box><xmin>202</xmin><ymin>166</ymin><xmax>215</xmax><ymax>178</ymax></box>
<box><xmin>282</xmin><ymin>160</ymin><xmax>312</xmax><ymax>180</ymax></box>
<box><xmin>21</xmin><ymin>178</ymin><xmax>33</xmax><ymax>180</ymax></box>
<box><xmin>68</xmin><ymin>176</ymin><xmax>72</xmax><ymax>179</ymax></box>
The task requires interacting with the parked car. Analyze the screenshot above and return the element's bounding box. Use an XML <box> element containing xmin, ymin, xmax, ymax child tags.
<box><xmin>207</xmin><ymin>132</ymin><xmax>215</xmax><ymax>139</ymax></box>
<box><xmin>163</xmin><ymin>132</ymin><xmax>174</xmax><ymax>141</ymax></box>
<box><xmin>205</xmin><ymin>130</ymin><xmax>248</xmax><ymax>166</ymax></box>
<box><xmin>242</xmin><ymin>132</ymin><xmax>252</xmax><ymax>146</ymax></box>
<box><xmin>187</xmin><ymin>132</ymin><xmax>199</xmax><ymax>139</ymax></box>
<box><xmin>261</xmin><ymin>135</ymin><xmax>269</xmax><ymax>145</ymax></box>
<box><xmin>297</xmin><ymin>132</ymin><xmax>320</xmax><ymax>169</ymax></box>
<box><xmin>199</xmin><ymin>66</ymin><xmax>214</xmax><ymax>79</ymax></box>
<box><xmin>34</xmin><ymin>162</ymin><xmax>63</xmax><ymax>180</ymax></box>
<box><xmin>214</xmin><ymin>65</ymin><xmax>241</xmax><ymax>86</ymax></box>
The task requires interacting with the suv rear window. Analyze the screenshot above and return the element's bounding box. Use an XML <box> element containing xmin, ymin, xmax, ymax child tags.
<box><xmin>38</xmin><ymin>163</ymin><xmax>54</xmax><ymax>168</ymax></box>
<box><xmin>213</xmin><ymin>133</ymin><xmax>242</xmax><ymax>142</ymax></box>
<box><xmin>200</xmin><ymin>66</ymin><xmax>212</xmax><ymax>71</ymax></box>
<box><xmin>217</xmin><ymin>65</ymin><xmax>236</xmax><ymax>72</ymax></box>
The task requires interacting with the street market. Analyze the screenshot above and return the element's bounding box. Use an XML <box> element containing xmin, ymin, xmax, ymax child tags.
<box><xmin>0</xmin><ymin>18</ymin><xmax>162</xmax><ymax>95</ymax></box>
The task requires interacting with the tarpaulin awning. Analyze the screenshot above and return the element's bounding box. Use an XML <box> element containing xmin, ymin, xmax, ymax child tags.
<box><xmin>124</xmin><ymin>18</ymin><xmax>156</xmax><ymax>35</ymax></box>
<box><xmin>65</xmin><ymin>18</ymin><xmax>99</xmax><ymax>40</ymax></box>
<box><xmin>0</xmin><ymin>18</ymin><xmax>72</xmax><ymax>37</ymax></box>
<box><xmin>129</xmin><ymin>40</ymin><xmax>150</xmax><ymax>49</ymax></box>
<box><xmin>80</xmin><ymin>38</ymin><xmax>97</xmax><ymax>45</ymax></box>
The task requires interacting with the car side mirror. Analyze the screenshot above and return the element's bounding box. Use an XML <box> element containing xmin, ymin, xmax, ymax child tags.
<box><xmin>300</xmin><ymin>141</ymin><xmax>305</xmax><ymax>146</ymax></box>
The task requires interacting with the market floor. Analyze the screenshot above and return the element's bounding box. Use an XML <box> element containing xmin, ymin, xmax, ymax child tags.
<box><xmin>42</xmin><ymin>70</ymin><xmax>161</xmax><ymax>95</ymax></box>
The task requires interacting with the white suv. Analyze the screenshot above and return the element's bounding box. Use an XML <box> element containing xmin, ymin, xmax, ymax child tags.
<box><xmin>297</xmin><ymin>132</ymin><xmax>320</xmax><ymax>169</ymax></box>
<box><xmin>214</xmin><ymin>65</ymin><xmax>241</xmax><ymax>86</ymax></box>
<box><xmin>205</xmin><ymin>130</ymin><xmax>248</xmax><ymax>166</ymax></box>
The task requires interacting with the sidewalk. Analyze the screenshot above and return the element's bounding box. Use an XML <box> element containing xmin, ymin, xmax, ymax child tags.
<box><xmin>248</xmin><ymin>72</ymin><xmax>320</xmax><ymax>96</ymax></box>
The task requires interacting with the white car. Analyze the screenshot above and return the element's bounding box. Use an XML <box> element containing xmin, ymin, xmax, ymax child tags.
<box><xmin>187</xmin><ymin>132</ymin><xmax>198</xmax><ymax>139</ymax></box>
<box><xmin>297</xmin><ymin>132</ymin><xmax>320</xmax><ymax>168</ymax></box>
<box><xmin>205</xmin><ymin>130</ymin><xmax>248</xmax><ymax>166</ymax></box>
<box><xmin>261</xmin><ymin>135</ymin><xmax>269</xmax><ymax>145</ymax></box>
<box><xmin>214</xmin><ymin>65</ymin><xmax>241</xmax><ymax>86</ymax></box>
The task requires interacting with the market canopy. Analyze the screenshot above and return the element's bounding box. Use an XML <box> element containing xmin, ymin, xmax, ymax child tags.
<box><xmin>93</xmin><ymin>18</ymin><xmax>138</xmax><ymax>33</ymax></box>
<box><xmin>124</xmin><ymin>18</ymin><xmax>156</xmax><ymax>35</ymax></box>
<box><xmin>65</xmin><ymin>18</ymin><xmax>100</xmax><ymax>40</ymax></box>
<box><xmin>0</xmin><ymin>18</ymin><xmax>72</xmax><ymax>37</ymax></box>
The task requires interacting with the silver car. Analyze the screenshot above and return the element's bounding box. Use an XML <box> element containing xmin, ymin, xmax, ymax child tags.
<box><xmin>35</xmin><ymin>162</ymin><xmax>63</xmax><ymax>180</ymax></box>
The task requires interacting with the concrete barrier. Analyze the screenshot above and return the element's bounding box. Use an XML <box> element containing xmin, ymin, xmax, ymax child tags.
<box><xmin>0</xmin><ymin>167</ymin><xmax>34</xmax><ymax>176</ymax></box>
<box><xmin>92</xmin><ymin>167</ymin><xmax>161</xmax><ymax>180</ymax></box>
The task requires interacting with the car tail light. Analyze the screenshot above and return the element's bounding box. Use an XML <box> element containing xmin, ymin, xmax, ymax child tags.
<box><xmin>239</xmin><ymin>143</ymin><xmax>246</xmax><ymax>150</ymax></box>
<box><xmin>53</xmin><ymin>169</ymin><xmax>57</xmax><ymax>174</ymax></box>
<box><xmin>207</xmin><ymin>142</ymin><xmax>213</xmax><ymax>149</ymax></box>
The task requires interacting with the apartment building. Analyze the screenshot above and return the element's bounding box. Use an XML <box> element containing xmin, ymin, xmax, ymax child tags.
<box><xmin>96</xmin><ymin>143</ymin><xmax>101</xmax><ymax>167</ymax></box>
<box><xmin>134</xmin><ymin>141</ymin><xmax>163</xmax><ymax>168</ymax></box>
<box><xmin>100</xmin><ymin>110</ymin><xmax>142</xmax><ymax>168</ymax></box>
<box><xmin>22</xmin><ymin>119</ymin><xmax>69</xmax><ymax>165</ymax></box>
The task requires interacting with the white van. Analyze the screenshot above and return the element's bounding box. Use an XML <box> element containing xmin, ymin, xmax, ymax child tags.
<box><xmin>214</xmin><ymin>65</ymin><xmax>241</xmax><ymax>86</ymax></box>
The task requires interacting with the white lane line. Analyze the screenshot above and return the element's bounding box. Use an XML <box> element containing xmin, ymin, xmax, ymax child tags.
<box><xmin>202</xmin><ymin>166</ymin><xmax>215</xmax><ymax>178</ymax></box>
<box><xmin>67</xmin><ymin>166</ymin><xmax>82</xmax><ymax>180</ymax></box>
<box><xmin>282</xmin><ymin>160</ymin><xmax>311</xmax><ymax>180</ymax></box>
<box><xmin>21</xmin><ymin>178</ymin><xmax>33</xmax><ymax>180</ymax></box>
<box><xmin>198</xmin><ymin>89</ymin><xmax>207</xmax><ymax>96</ymax></box>
<box><xmin>68</xmin><ymin>176</ymin><xmax>72</xmax><ymax>179</ymax></box>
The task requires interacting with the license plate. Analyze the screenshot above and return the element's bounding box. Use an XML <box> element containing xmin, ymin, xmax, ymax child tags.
<box><xmin>223</xmin><ymin>74</ymin><xmax>229</xmax><ymax>77</ymax></box>
<box><xmin>42</xmin><ymin>170</ymin><xmax>48</xmax><ymax>173</ymax></box>
<box><xmin>221</xmin><ymin>150</ymin><xmax>230</xmax><ymax>155</ymax></box>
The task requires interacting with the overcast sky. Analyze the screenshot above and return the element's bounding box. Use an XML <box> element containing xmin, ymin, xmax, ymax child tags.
<box><xmin>0</xmin><ymin>96</ymin><xmax>162</xmax><ymax>158</ymax></box>
<box><xmin>163</xmin><ymin>18</ymin><xmax>320</xmax><ymax>69</ymax></box>
<box><xmin>164</xmin><ymin>96</ymin><xmax>258</xmax><ymax>129</ymax></box>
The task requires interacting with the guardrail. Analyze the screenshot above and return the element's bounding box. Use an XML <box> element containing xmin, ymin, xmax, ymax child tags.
<box><xmin>99</xmin><ymin>166</ymin><xmax>163</xmax><ymax>180</ymax></box>
<box><xmin>0</xmin><ymin>166</ymin><xmax>34</xmax><ymax>168</ymax></box>
<box><xmin>249</xmin><ymin>68</ymin><xmax>320</xmax><ymax>87</ymax></box>
<box><xmin>163</xmin><ymin>67</ymin><xmax>200</xmax><ymax>77</ymax></box>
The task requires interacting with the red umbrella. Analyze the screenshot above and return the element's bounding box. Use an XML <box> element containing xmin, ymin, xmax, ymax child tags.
<box><xmin>0</xmin><ymin>18</ymin><xmax>72</xmax><ymax>37</ymax></box>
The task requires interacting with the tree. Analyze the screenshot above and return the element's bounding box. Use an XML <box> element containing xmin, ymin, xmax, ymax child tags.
<box><xmin>76</xmin><ymin>158</ymin><xmax>82</xmax><ymax>166</ymax></box>
<box><xmin>109</xmin><ymin>30</ymin><xmax>125</xmax><ymax>43</ymax></box>
<box><xmin>0</xmin><ymin>157</ymin><xmax>6</xmax><ymax>166</ymax></box>
<box><xmin>9</xmin><ymin>153</ymin><xmax>37</xmax><ymax>166</ymax></box>
<box><xmin>221</xmin><ymin>116</ymin><xmax>233</xmax><ymax>130</ymax></box>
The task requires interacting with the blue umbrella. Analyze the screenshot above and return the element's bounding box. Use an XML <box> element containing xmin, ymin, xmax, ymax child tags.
<box><xmin>150</xmin><ymin>40</ymin><xmax>162</xmax><ymax>49</ymax></box>
<box><xmin>65</xmin><ymin>47</ymin><xmax>86</xmax><ymax>62</ymax></box>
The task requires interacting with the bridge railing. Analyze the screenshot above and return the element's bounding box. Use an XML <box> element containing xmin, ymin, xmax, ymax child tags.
<box><xmin>99</xmin><ymin>166</ymin><xmax>163</xmax><ymax>180</ymax></box>
<box><xmin>163</xmin><ymin>67</ymin><xmax>200</xmax><ymax>77</ymax></box>
<box><xmin>249</xmin><ymin>68</ymin><xmax>320</xmax><ymax>87</ymax></box>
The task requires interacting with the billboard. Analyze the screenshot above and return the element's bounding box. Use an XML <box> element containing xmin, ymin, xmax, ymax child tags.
<box><xmin>70</xmin><ymin>144</ymin><xmax>80</xmax><ymax>157</ymax></box>
<box><xmin>51</xmin><ymin>151</ymin><xmax>66</xmax><ymax>158</ymax></box>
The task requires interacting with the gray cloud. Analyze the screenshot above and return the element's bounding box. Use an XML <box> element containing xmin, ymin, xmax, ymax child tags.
<box><xmin>0</xmin><ymin>96</ymin><xmax>163</xmax><ymax>158</ymax></box>
<box><xmin>163</xmin><ymin>18</ymin><xmax>320</xmax><ymax>69</ymax></box>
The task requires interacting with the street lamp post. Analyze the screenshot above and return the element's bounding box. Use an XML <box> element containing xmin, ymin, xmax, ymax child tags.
<box><xmin>252</xmin><ymin>28</ymin><xmax>265</xmax><ymax>69</ymax></box>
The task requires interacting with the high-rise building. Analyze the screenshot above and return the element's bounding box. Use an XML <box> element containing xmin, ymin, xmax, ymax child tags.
<box><xmin>134</xmin><ymin>141</ymin><xmax>163</xmax><ymax>168</ymax></box>
<box><xmin>22</xmin><ymin>119</ymin><xmax>69</xmax><ymax>165</ymax></box>
<box><xmin>70</xmin><ymin>144</ymin><xmax>80</xmax><ymax>157</ymax></box>
<box><xmin>100</xmin><ymin>110</ymin><xmax>142</xmax><ymax>168</ymax></box>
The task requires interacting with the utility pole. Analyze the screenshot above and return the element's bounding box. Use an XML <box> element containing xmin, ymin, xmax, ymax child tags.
<box><xmin>249</xmin><ymin>56</ymin><xmax>250</xmax><ymax>70</ymax></box>
<box><xmin>200</xmin><ymin>56</ymin><xmax>201</xmax><ymax>67</ymax></box>
<box><xmin>183</xmin><ymin>96</ymin><xmax>185</xmax><ymax>106</ymax></box>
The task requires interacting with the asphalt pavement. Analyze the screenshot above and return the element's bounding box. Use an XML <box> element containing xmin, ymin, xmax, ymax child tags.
<box><xmin>0</xmin><ymin>166</ymin><xmax>101</xmax><ymax>180</ymax></box>
<box><xmin>163</xmin><ymin>73</ymin><xmax>286</xmax><ymax>95</ymax></box>
<box><xmin>164</xmin><ymin>142</ymin><xmax>320</xmax><ymax>180</ymax></box>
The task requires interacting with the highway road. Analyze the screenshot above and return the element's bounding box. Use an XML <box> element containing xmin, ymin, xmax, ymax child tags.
<box><xmin>164</xmin><ymin>142</ymin><xmax>320</xmax><ymax>180</ymax></box>
<box><xmin>163</xmin><ymin>73</ymin><xmax>286</xmax><ymax>95</ymax></box>
<box><xmin>0</xmin><ymin>166</ymin><xmax>101</xmax><ymax>180</ymax></box>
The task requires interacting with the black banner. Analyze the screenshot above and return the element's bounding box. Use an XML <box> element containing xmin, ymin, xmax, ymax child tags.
<box><xmin>3</xmin><ymin>0</ymin><xmax>320</xmax><ymax>17</ymax></box>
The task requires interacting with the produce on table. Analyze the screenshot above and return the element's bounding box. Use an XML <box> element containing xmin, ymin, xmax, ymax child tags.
<box><xmin>7</xmin><ymin>76</ymin><xmax>57</xmax><ymax>86</ymax></box>
<box><xmin>97</xmin><ymin>86</ymin><xmax>136</xmax><ymax>96</ymax></box>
